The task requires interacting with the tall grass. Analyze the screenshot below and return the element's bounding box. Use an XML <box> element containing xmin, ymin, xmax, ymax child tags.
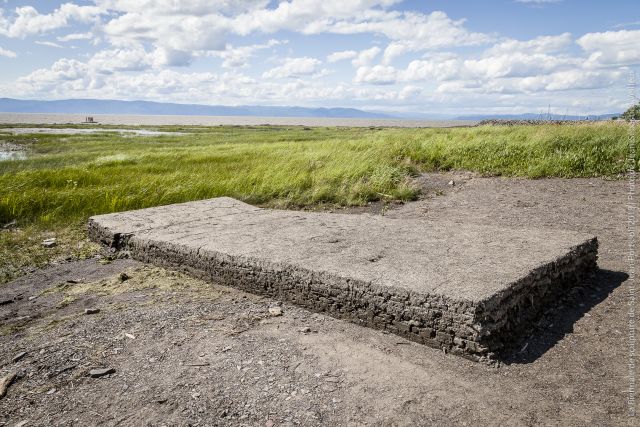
<box><xmin>1</xmin><ymin>122</ymin><xmax>637</xmax><ymax>227</ymax></box>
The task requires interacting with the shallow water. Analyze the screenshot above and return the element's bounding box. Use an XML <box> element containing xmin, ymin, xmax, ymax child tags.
<box><xmin>0</xmin><ymin>113</ymin><xmax>478</xmax><ymax>128</ymax></box>
<box><xmin>0</xmin><ymin>127</ymin><xmax>184</xmax><ymax>136</ymax></box>
<box><xmin>0</xmin><ymin>150</ymin><xmax>26</xmax><ymax>161</ymax></box>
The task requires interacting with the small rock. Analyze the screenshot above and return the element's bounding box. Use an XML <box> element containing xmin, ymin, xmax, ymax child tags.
<box><xmin>156</xmin><ymin>397</ymin><xmax>168</xmax><ymax>404</ymax></box>
<box><xmin>52</xmin><ymin>365</ymin><xmax>77</xmax><ymax>377</ymax></box>
<box><xmin>0</xmin><ymin>372</ymin><xmax>17</xmax><ymax>398</ymax></box>
<box><xmin>265</xmin><ymin>420</ymin><xmax>275</xmax><ymax>427</ymax></box>
<box><xmin>42</xmin><ymin>238</ymin><xmax>57</xmax><ymax>248</ymax></box>
<box><xmin>118</xmin><ymin>272</ymin><xmax>130</xmax><ymax>282</ymax></box>
<box><xmin>84</xmin><ymin>308</ymin><xmax>100</xmax><ymax>315</ymax></box>
<box><xmin>185</xmin><ymin>362</ymin><xmax>210</xmax><ymax>367</ymax></box>
<box><xmin>14</xmin><ymin>420</ymin><xmax>28</xmax><ymax>427</ymax></box>
<box><xmin>2</xmin><ymin>219</ymin><xmax>17</xmax><ymax>229</ymax></box>
<box><xmin>299</xmin><ymin>326</ymin><xmax>312</xmax><ymax>333</ymax></box>
<box><xmin>12</xmin><ymin>351</ymin><xmax>27</xmax><ymax>363</ymax></box>
<box><xmin>448</xmin><ymin>180</ymin><xmax>455</xmax><ymax>186</ymax></box>
<box><xmin>89</xmin><ymin>368</ymin><xmax>115</xmax><ymax>378</ymax></box>
<box><xmin>268</xmin><ymin>307</ymin><xmax>283</xmax><ymax>317</ymax></box>
<box><xmin>46</xmin><ymin>388</ymin><xmax>56</xmax><ymax>395</ymax></box>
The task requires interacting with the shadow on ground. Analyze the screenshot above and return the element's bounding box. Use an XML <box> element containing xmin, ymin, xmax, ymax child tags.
<box><xmin>499</xmin><ymin>268</ymin><xmax>628</xmax><ymax>364</ymax></box>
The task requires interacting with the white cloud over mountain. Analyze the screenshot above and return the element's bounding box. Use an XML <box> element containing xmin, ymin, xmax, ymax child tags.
<box><xmin>0</xmin><ymin>1</ymin><xmax>638</xmax><ymax>114</ymax></box>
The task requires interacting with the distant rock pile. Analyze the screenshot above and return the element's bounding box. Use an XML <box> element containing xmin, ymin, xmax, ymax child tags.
<box><xmin>477</xmin><ymin>119</ymin><xmax>598</xmax><ymax>126</ymax></box>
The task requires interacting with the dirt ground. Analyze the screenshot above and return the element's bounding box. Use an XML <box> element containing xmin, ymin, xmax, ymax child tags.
<box><xmin>0</xmin><ymin>172</ymin><xmax>637</xmax><ymax>426</ymax></box>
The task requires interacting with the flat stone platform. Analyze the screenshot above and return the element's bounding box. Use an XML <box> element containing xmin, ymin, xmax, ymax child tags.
<box><xmin>88</xmin><ymin>197</ymin><xmax>598</xmax><ymax>361</ymax></box>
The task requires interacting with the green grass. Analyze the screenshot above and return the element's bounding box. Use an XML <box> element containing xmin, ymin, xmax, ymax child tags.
<box><xmin>0</xmin><ymin>122</ymin><xmax>638</xmax><ymax>283</ymax></box>
<box><xmin>1</xmin><ymin>122</ymin><xmax>638</xmax><ymax>226</ymax></box>
<box><xmin>0</xmin><ymin>223</ymin><xmax>97</xmax><ymax>284</ymax></box>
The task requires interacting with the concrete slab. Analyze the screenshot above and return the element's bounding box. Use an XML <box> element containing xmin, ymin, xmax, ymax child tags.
<box><xmin>88</xmin><ymin>197</ymin><xmax>598</xmax><ymax>361</ymax></box>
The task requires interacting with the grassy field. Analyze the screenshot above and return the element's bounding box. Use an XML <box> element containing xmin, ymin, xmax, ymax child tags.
<box><xmin>1</xmin><ymin>122</ymin><xmax>638</xmax><ymax>283</ymax></box>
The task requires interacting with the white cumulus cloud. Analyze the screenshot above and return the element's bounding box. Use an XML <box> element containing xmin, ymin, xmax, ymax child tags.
<box><xmin>57</xmin><ymin>32</ymin><xmax>93</xmax><ymax>42</ymax></box>
<box><xmin>352</xmin><ymin>47</ymin><xmax>381</xmax><ymax>67</ymax></box>
<box><xmin>35</xmin><ymin>40</ymin><xmax>64</xmax><ymax>48</ymax></box>
<box><xmin>0</xmin><ymin>46</ymin><xmax>16</xmax><ymax>58</ymax></box>
<box><xmin>354</xmin><ymin>65</ymin><xmax>397</xmax><ymax>85</ymax></box>
<box><xmin>0</xmin><ymin>1</ymin><xmax>637</xmax><ymax>115</ymax></box>
<box><xmin>212</xmin><ymin>39</ymin><xmax>284</xmax><ymax>68</ymax></box>
<box><xmin>0</xmin><ymin>3</ymin><xmax>101</xmax><ymax>38</ymax></box>
<box><xmin>262</xmin><ymin>57</ymin><xmax>322</xmax><ymax>79</ymax></box>
<box><xmin>578</xmin><ymin>29</ymin><xmax>640</xmax><ymax>67</ymax></box>
<box><xmin>327</xmin><ymin>50</ymin><xmax>358</xmax><ymax>63</ymax></box>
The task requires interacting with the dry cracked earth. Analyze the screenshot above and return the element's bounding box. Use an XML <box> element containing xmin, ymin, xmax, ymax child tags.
<box><xmin>0</xmin><ymin>172</ymin><xmax>638</xmax><ymax>426</ymax></box>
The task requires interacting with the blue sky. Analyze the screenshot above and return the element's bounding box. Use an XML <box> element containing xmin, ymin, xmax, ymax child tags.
<box><xmin>0</xmin><ymin>0</ymin><xmax>638</xmax><ymax>115</ymax></box>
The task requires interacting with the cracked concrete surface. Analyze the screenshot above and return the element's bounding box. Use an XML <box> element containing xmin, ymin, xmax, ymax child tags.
<box><xmin>88</xmin><ymin>197</ymin><xmax>598</xmax><ymax>359</ymax></box>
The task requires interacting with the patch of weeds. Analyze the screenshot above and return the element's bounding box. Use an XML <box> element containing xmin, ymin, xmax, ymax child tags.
<box><xmin>49</xmin><ymin>266</ymin><xmax>227</xmax><ymax>301</ymax></box>
<box><xmin>40</xmin><ymin>281</ymin><xmax>76</xmax><ymax>296</ymax></box>
<box><xmin>2</xmin><ymin>123</ymin><xmax>635</xmax><ymax>229</ymax></box>
<box><xmin>0</xmin><ymin>223</ymin><xmax>99</xmax><ymax>285</ymax></box>
<box><xmin>0</xmin><ymin>322</ymin><xmax>26</xmax><ymax>336</ymax></box>
<box><xmin>1</xmin><ymin>122</ymin><xmax>636</xmax><ymax>286</ymax></box>
<box><xmin>30</xmin><ymin>314</ymin><xmax>79</xmax><ymax>335</ymax></box>
<box><xmin>56</xmin><ymin>294</ymin><xmax>78</xmax><ymax>309</ymax></box>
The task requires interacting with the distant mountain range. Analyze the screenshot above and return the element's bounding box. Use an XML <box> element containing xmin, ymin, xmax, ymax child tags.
<box><xmin>0</xmin><ymin>98</ymin><xmax>620</xmax><ymax>121</ymax></box>
<box><xmin>455</xmin><ymin>112</ymin><xmax>618</xmax><ymax>121</ymax></box>
<box><xmin>0</xmin><ymin>98</ymin><xmax>391</xmax><ymax>119</ymax></box>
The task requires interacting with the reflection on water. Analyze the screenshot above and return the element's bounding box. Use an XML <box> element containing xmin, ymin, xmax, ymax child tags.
<box><xmin>0</xmin><ymin>150</ymin><xmax>26</xmax><ymax>161</ymax></box>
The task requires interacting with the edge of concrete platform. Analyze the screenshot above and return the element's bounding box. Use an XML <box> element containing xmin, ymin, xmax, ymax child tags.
<box><xmin>87</xmin><ymin>202</ymin><xmax>598</xmax><ymax>362</ymax></box>
<box><xmin>474</xmin><ymin>237</ymin><xmax>597</xmax><ymax>353</ymax></box>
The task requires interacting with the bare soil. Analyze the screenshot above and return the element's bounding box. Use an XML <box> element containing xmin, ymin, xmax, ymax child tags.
<box><xmin>0</xmin><ymin>173</ymin><xmax>637</xmax><ymax>426</ymax></box>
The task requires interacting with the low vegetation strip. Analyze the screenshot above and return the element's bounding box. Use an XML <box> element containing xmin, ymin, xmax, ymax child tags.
<box><xmin>1</xmin><ymin>122</ymin><xmax>637</xmax><ymax>228</ymax></box>
<box><xmin>0</xmin><ymin>122</ymin><xmax>637</xmax><ymax>284</ymax></box>
<box><xmin>0</xmin><ymin>123</ymin><xmax>637</xmax><ymax>224</ymax></box>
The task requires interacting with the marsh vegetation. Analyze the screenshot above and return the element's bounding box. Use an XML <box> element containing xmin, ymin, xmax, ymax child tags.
<box><xmin>1</xmin><ymin>122</ymin><xmax>638</xmax><ymax>283</ymax></box>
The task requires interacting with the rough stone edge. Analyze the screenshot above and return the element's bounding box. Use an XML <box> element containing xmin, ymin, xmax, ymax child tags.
<box><xmin>87</xmin><ymin>218</ymin><xmax>133</xmax><ymax>250</ymax></box>
<box><xmin>473</xmin><ymin>238</ymin><xmax>598</xmax><ymax>355</ymax></box>
<box><xmin>88</xmin><ymin>217</ymin><xmax>598</xmax><ymax>362</ymax></box>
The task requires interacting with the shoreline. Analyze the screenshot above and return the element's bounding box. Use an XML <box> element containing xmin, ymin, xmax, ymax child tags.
<box><xmin>0</xmin><ymin>112</ymin><xmax>479</xmax><ymax>128</ymax></box>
